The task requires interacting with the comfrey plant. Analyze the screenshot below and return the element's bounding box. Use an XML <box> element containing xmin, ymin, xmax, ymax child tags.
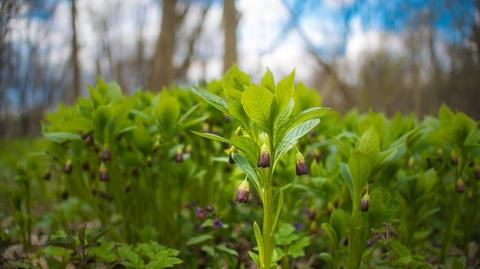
<box><xmin>192</xmin><ymin>66</ymin><xmax>327</xmax><ymax>268</ymax></box>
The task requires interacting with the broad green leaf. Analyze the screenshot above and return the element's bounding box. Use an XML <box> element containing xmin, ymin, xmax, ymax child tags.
<box><xmin>90</xmin><ymin>241</ymin><xmax>117</xmax><ymax>263</ymax></box>
<box><xmin>288</xmin><ymin>236</ymin><xmax>310</xmax><ymax>258</ymax></box>
<box><xmin>241</xmin><ymin>85</ymin><xmax>274</xmax><ymax>131</ymax></box>
<box><xmin>275</xmin><ymin>70</ymin><xmax>295</xmax><ymax>111</ymax></box>
<box><xmin>355</xmin><ymin>127</ymin><xmax>380</xmax><ymax>156</ymax></box>
<box><xmin>42</xmin><ymin>246</ymin><xmax>74</xmax><ymax>258</ymax></box>
<box><xmin>44</xmin><ymin>132</ymin><xmax>82</xmax><ymax>143</ymax></box>
<box><xmin>230</xmin><ymin>135</ymin><xmax>259</xmax><ymax>165</ymax></box>
<box><xmin>186</xmin><ymin>234</ymin><xmax>213</xmax><ymax>246</ymax></box>
<box><xmin>339</xmin><ymin>163</ymin><xmax>354</xmax><ymax>198</ymax></box>
<box><xmin>191</xmin><ymin>131</ymin><xmax>230</xmax><ymax>144</ymax></box>
<box><xmin>157</xmin><ymin>91</ymin><xmax>180</xmax><ymax>128</ymax></box>
<box><xmin>191</xmin><ymin>86</ymin><xmax>228</xmax><ymax>113</ymax></box>
<box><xmin>201</xmin><ymin>245</ymin><xmax>216</xmax><ymax>257</ymax></box>
<box><xmin>277</xmin><ymin>107</ymin><xmax>329</xmax><ymax>144</ymax></box>
<box><xmin>145</xmin><ymin>252</ymin><xmax>182</xmax><ymax>269</ymax></box>
<box><xmin>216</xmin><ymin>244</ymin><xmax>238</xmax><ymax>257</ymax></box>
<box><xmin>261</xmin><ymin>68</ymin><xmax>275</xmax><ymax>92</ymax></box>
<box><xmin>274</xmin><ymin>119</ymin><xmax>320</xmax><ymax>167</ymax></box>
<box><xmin>227</xmin><ymin>98</ymin><xmax>250</xmax><ymax>127</ymax></box>
<box><xmin>119</xmin><ymin>245</ymin><xmax>144</xmax><ymax>268</ymax></box>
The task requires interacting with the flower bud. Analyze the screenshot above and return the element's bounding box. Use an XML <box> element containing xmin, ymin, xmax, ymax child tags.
<box><xmin>101</xmin><ymin>145</ymin><xmax>111</xmax><ymax>161</ymax></box>
<box><xmin>257</xmin><ymin>144</ymin><xmax>270</xmax><ymax>168</ymax></box>
<box><xmin>175</xmin><ymin>146</ymin><xmax>183</xmax><ymax>163</ymax></box>
<box><xmin>235</xmin><ymin>180</ymin><xmax>250</xmax><ymax>203</ymax></box>
<box><xmin>64</xmin><ymin>159</ymin><xmax>73</xmax><ymax>174</ymax></box>
<box><xmin>99</xmin><ymin>162</ymin><xmax>109</xmax><ymax>181</ymax></box>
<box><xmin>451</xmin><ymin>151</ymin><xmax>459</xmax><ymax>166</ymax></box>
<box><xmin>185</xmin><ymin>144</ymin><xmax>193</xmax><ymax>156</ymax></box>
<box><xmin>456</xmin><ymin>179</ymin><xmax>465</xmax><ymax>193</ymax></box>
<box><xmin>296</xmin><ymin>152</ymin><xmax>309</xmax><ymax>176</ymax></box>
<box><xmin>228</xmin><ymin>146</ymin><xmax>236</xmax><ymax>164</ymax></box>
<box><xmin>82</xmin><ymin>133</ymin><xmax>94</xmax><ymax>146</ymax></box>
<box><xmin>361</xmin><ymin>193</ymin><xmax>370</xmax><ymax>212</ymax></box>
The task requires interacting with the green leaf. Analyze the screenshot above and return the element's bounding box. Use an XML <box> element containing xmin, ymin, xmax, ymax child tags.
<box><xmin>339</xmin><ymin>163</ymin><xmax>354</xmax><ymax>198</ymax></box>
<box><xmin>274</xmin><ymin>119</ymin><xmax>320</xmax><ymax>167</ymax></box>
<box><xmin>42</xmin><ymin>245</ymin><xmax>74</xmax><ymax>258</ymax></box>
<box><xmin>241</xmin><ymin>84</ymin><xmax>274</xmax><ymax>131</ymax></box>
<box><xmin>191</xmin><ymin>131</ymin><xmax>230</xmax><ymax>144</ymax></box>
<box><xmin>145</xmin><ymin>252</ymin><xmax>183</xmax><ymax>269</ymax></box>
<box><xmin>186</xmin><ymin>234</ymin><xmax>213</xmax><ymax>246</ymax></box>
<box><xmin>119</xmin><ymin>245</ymin><xmax>144</xmax><ymax>268</ymax></box>
<box><xmin>275</xmin><ymin>70</ymin><xmax>295</xmax><ymax>111</ymax></box>
<box><xmin>319</xmin><ymin>252</ymin><xmax>334</xmax><ymax>266</ymax></box>
<box><xmin>191</xmin><ymin>86</ymin><xmax>228</xmax><ymax>113</ymax></box>
<box><xmin>227</xmin><ymin>98</ymin><xmax>250</xmax><ymax>127</ymax></box>
<box><xmin>90</xmin><ymin>241</ymin><xmax>117</xmax><ymax>263</ymax></box>
<box><xmin>201</xmin><ymin>245</ymin><xmax>216</xmax><ymax>257</ymax></box>
<box><xmin>230</xmin><ymin>135</ymin><xmax>260</xmax><ymax>165</ymax></box>
<box><xmin>261</xmin><ymin>68</ymin><xmax>275</xmax><ymax>92</ymax></box>
<box><xmin>253</xmin><ymin>222</ymin><xmax>264</xmax><ymax>267</ymax></box>
<box><xmin>44</xmin><ymin>132</ymin><xmax>82</xmax><ymax>143</ymax></box>
<box><xmin>271</xmin><ymin>190</ymin><xmax>284</xmax><ymax>235</ymax></box>
<box><xmin>288</xmin><ymin>236</ymin><xmax>310</xmax><ymax>258</ymax></box>
<box><xmin>355</xmin><ymin>127</ymin><xmax>380</xmax><ymax>156</ymax></box>
<box><xmin>157</xmin><ymin>91</ymin><xmax>180</xmax><ymax>128</ymax></box>
<box><xmin>216</xmin><ymin>244</ymin><xmax>238</xmax><ymax>257</ymax></box>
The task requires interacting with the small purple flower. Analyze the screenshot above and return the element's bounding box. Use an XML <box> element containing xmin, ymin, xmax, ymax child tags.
<box><xmin>213</xmin><ymin>217</ymin><xmax>223</xmax><ymax>229</ymax></box>
<box><xmin>294</xmin><ymin>222</ymin><xmax>304</xmax><ymax>231</ymax></box>
<box><xmin>196</xmin><ymin>207</ymin><xmax>207</xmax><ymax>219</ymax></box>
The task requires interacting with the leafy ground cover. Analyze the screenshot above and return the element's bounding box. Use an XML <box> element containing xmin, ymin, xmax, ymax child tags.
<box><xmin>1</xmin><ymin>67</ymin><xmax>479</xmax><ymax>268</ymax></box>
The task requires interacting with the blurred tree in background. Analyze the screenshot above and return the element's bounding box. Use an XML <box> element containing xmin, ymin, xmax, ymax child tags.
<box><xmin>0</xmin><ymin>0</ymin><xmax>478</xmax><ymax>137</ymax></box>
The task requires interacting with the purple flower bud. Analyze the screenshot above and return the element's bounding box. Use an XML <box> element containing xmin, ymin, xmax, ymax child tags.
<box><xmin>361</xmin><ymin>193</ymin><xmax>370</xmax><ymax>212</ymax></box>
<box><xmin>101</xmin><ymin>145</ymin><xmax>111</xmax><ymax>161</ymax></box>
<box><xmin>258</xmin><ymin>144</ymin><xmax>270</xmax><ymax>168</ymax></box>
<box><xmin>303</xmin><ymin>208</ymin><xmax>316</xmax><ymax>220</ymax></box>
<box><xmin>175</xmin><ymin>146</ymin><xmax>183</xmax><ymax>163</ymax></box>
<box><xmin>475</xmin><ymin>168</ymin><xmax>480</xmax><ymax>180</ymax></box>
<box><xmin>235</xmin><ymin>180</ymin><xmax>250</xmax><ymax>203</ymax></box>
<box><xmin>213</xmin><ymin>217</ymin><xmax>223</xmax><ymax>229</ymax></box>
<box><xmin>456</xmin><ymin>179</ymin><xmax>465</xmax><ymax>193</ymax></box>
<box><xmin>451</xmin><ymin>152</ymin><xmax>459</xmax><ymax>165</ymax></box>
<box><xmin>296</xmin><ymin>152</ymin><xmax>309</xmax><ymax>176</ymax></box>
<box><xmin>99</xmin><ymin>162</ymin><xmax>109</xmax><ymax>181</ymax></box>
<box><xmin>82</xmin><ymin>133</ymin><xmax>94</xmax><ymax>146</ymax></box>
<box><xmin>64</xmin><ymin>159</ymin><xmax>73</xmax><ymax>174</ymax></box>
<box><xmin>196</xmin><ymin>207</ymin><xmax>207</xmax><ymax>219</ymax></box>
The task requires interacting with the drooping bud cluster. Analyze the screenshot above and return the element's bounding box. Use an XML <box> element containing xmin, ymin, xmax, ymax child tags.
<box><xmin>101</xmin><ymin>145</ymin><xmax>111</xmax><ymax>161</ymax></box>
<box><xmin>295</xmin><ymin>152</ymin><xmax>309</xmax><ymax>176</ymax></box>
<box><xmin>64</xmin><ymin>159</ymin><xmax>73</xmax><ymax>174</ymax></box>
<box><xmin>361</xmin><ymin>193</ymin><xmax>370</xmax><ymax>212</ymax></box>
<box><xmin>258</xmin><ymin>143</ymin><xmax>270</xmax><ymax>168</ymax></box>
<box><xmin>235</xmin><ymin>179</ymin><xmax>250</xmax><ymax>203</ymax></box>
<box><xmin>99</xmin><ymin>162</ymin><xmax>109</xmax><ymax>181</ymax></box>
<box><xmin>456</xmin><ymin>179</ymin><xmax>465</xmax><ymax>193</ymax></box>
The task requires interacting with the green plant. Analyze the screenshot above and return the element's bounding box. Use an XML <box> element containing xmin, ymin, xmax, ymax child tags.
<box><xmin>192</xmin><ymin>66</ymin><xmax>327</xmax><ymax>268</ymax></box>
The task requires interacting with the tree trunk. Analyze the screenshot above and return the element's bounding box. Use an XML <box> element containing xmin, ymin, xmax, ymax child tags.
<box><xmin>223</xmin><ymin>0</ymin><xmax>237</xmax><ymax>72</ymax></box>
<box><xmin>70</xmin><ymin>0</ymin><xmax>81</xmax><ymax>103</ymax></box>
<box><xmin>148</xmin><ymin>0</ymin><xmax>177</xmax><ymax>91</ymax></box>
